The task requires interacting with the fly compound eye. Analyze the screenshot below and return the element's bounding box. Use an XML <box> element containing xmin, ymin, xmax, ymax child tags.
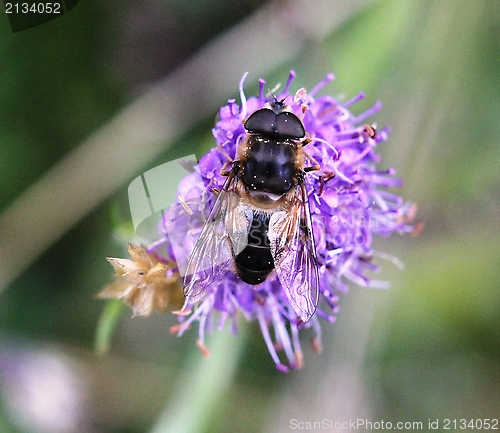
<box><xmin>245</xmin><ymin>108</ymin><xmax>306</xmax><ymax>139</ymax></box>
<box><xmin>276</xmin><ymin>112</ymin><xmax>305</xmax><ymax>139</ymax></box>
<box><xmin>244</xmin><ymin>108</ymin><xmax>276</xmax><ymax>134</ymax></box>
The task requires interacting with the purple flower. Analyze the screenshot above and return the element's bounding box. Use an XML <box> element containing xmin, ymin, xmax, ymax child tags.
<box><xmin>111</xmin><ymin>71</ymin><xmax>416</xmax><ymax>372</ymax></box>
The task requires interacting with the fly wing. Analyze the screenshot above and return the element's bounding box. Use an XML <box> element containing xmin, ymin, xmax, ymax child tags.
<box><xmin>183</xmin><ymin>169</ymin><xmax>243</xmax><ymax>304</ymax></box>
<box><xmin>269</xmin><ymin>182</ymin><xmax>319</xmax><ymax>322</ymax></box>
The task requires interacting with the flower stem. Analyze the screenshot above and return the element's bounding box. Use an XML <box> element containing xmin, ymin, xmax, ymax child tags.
<box><xmin>94</xmin><ymin>299</ymin><xmax>125</xmax><ymax>355</ymax></box>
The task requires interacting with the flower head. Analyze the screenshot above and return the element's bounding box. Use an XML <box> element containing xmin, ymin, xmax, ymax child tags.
<box><xmin>143</xmin><ymin>71</ymin><xmax>415</xmax><ymax>372</ymax></box>
<box><xmin>103</xmin><ymin>71</ymin><xmax>416</xmax><ymax>372</ymax></box>
<box><xmin>99</xmin><ymin>243</ymin><xmax>183</xmax><ymax>317</ymax></box>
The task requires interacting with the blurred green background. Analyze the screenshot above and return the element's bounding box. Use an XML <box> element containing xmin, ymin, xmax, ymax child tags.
<box><xmin>0</xmin><ymin>0</ymin><xmax>499</xmax><ymax>432</ymax></box>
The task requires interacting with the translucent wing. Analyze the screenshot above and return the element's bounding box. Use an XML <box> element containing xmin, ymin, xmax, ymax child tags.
<box><xmin>268</xmin><ymin>182</ymin><xmax>319</xmax><ymax>322</ymax></box>
<box><xmin>183</xmin><ymin>169</ymin><xmax>250</xmax><ymax>303</ymax></box>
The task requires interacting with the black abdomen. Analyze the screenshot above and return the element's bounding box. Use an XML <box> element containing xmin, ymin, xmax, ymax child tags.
<box><xmin>235</xmin><ymin>214</ymin><xmax>274</xmax><ymax>285</ymax></box>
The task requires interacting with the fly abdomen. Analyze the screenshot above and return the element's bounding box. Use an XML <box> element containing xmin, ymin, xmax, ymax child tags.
<box><xmin>235</xmin><ymin>214</ymin><xmax>274</xmax><ymax>285</ymax></box>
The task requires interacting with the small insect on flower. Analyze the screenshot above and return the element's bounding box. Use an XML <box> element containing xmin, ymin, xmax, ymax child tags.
<box><xmin>183</xmin><ymin>96</ymin><xmax>321</xmax><ymax>322</ymax></box>
<box><xmin>103</xmin><ymin>70</ymin><xmax>416</xmax><ymax>372</ymax></box>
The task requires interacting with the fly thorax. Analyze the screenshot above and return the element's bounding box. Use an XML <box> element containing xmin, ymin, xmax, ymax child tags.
<box><xmin>240</xmin><ymin>136</ymin><xmax>298</xmax><ymax>197</ymax></box>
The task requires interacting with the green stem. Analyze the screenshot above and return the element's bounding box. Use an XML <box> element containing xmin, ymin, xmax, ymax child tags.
<box><xmin>94</xmin><ymin>299</ymin><xmax>125</xmax><ymax>355</ymax></box>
